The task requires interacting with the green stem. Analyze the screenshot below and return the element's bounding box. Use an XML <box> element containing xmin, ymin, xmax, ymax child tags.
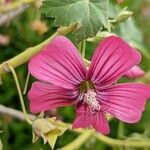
<box><xmin>7</xmin><ymin>64</ymin><xmax>32</xmax><ymax>124</ymax></box>
<box><xmin>23</xmin><ymin>72</ymin><xmax>30</xmax><ymax>95</ymax></box>
<box><xmin>0</xmin><ymin>24</ymin><xmax>78</xmax><ymax>77</ymax></box>
<box><xmin>117</xmin><ymin>121</ymin><xmax>124</xmax><ymax>138</ymax></box>
<box><xmin>81</xmin><ymin>40</ymin><xmax>86</xmax><ymax>58</ymax></box>
<box><xmin>84</xmin><ymin>58</ymin><xmax>90</xmax><ymax>66</ymax></box>
<box><xmin>95</xmin><ymin>133</ymin><xmax>150</xmax><ymax>148</ymax></box>
<box><xmin>68</xmin><ymin>124</ymin><xmax>150</xmax><ymax>148</ymax></box>
<box><xmin>77</xmin><ymin>42</ymin><xmax>82</xmax><ymax>53</ymax></box>
<box><xmin>117</xmin><ymin>121</ymin><xmax>124</xmax><ymax>150</ymax></box>
<box><xmin>60</xmin><ymin>130</ymin><xmax>94</xmax><ymax>150</ymax></box>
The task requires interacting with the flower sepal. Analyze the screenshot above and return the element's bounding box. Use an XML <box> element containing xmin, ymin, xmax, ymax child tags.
<box><xmin>32</xmin><ymin>112</ymin><xmax>67</xmax><ymax>149</ymax></box>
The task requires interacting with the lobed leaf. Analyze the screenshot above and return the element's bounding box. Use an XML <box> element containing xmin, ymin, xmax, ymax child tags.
<box><xmin>40</xmin><ymin>0</ymin><xmax>109</xmax><ymax>42</ymax></box>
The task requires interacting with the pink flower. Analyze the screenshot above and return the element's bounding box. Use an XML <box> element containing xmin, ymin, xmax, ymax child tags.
<box><xmin>125</xmin><ymin>65</ymin><xmax>145</xmax><ymax>78</ymax></box>
<box><xmin>28</xmin><ymin>36</ymin><xmax>150</xmax><ymax>134</ymax></box>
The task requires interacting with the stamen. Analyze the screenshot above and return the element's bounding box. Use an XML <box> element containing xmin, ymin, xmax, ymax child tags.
<box><xmin>83</xmin><ymin>89</ymin><xmax>101</xmax><ymax>111</ymax></box>
<box><xmin>88</xmin><ymin>125</ymin><xmax>94</xmax><ymax>130</ymax></box>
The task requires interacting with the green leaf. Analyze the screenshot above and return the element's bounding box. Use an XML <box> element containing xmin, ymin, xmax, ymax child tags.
<box><xmin>117</xmin><ymin>18</ymin><xmax>143</xmax><ymax>44</ymax></box>
<box><xmin>115</xmin><ymin>18</ymin><xmax>150</xmax><ymax>58</ymax></box>
<box><xmin>107</xmin><ymin>2</ymin><xmax>120</xmax><ymax>19</ymax></box>
<box><xmin>40</xmin><ymin>0</ymin><xmax>109</xmax><ymax>42</ymax></box>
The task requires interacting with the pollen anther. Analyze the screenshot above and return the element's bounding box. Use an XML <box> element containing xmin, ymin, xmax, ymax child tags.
<box><xmin>84</xmin><ymin>89</ymin><xmax>101</xmax><ymax>111</ymax></box>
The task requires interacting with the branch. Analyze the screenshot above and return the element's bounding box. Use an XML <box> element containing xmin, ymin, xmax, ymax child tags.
<box><xmin>72</xmin><ymin>127</ymin><xmax>150</xmax><ymax>148</ymax></box>
<box><xmin>95</xmin><ymin>133</ymin><xmax>150</xmax><ymax>148</ymax></box>
<box><xmin>7</xmin><ymin>64</ymin><xmax>32</xmax><ymax>124</ymax></box>
<box><xmin>0</xmin><ymin>104</ymin><xmax>35</xmax><ymax>121</ymax></box>
<box><xmin>0</xmin><ymin>23</ymin><xmax>78</xmax><ymax>77</ymax></box>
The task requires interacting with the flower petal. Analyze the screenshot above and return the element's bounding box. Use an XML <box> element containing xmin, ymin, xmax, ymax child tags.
<box><xmin>98</xmin><ymin>83</ymin><xmax>150</xmax><ymax>123</ymax></box>
<box><xmin>28</xmin><ymin>81</ymin><xmax>79</xmax><ymax>113</ymax></box>
<box><xmin>29</xmin><ymin>36</ymin><xmax>86</xmax><ymax>89</ymax></box>
<box><xmin>124</xmin><ymin>65</ymin><xmax>145</xmax><ymax>78</ymax></box>
<box><xmin>87</xmin><ymin>36</ymin><xmax>141</xmax><ymax>87</ymax></box>
<box><xmin>73</xmin><ymin>104</ymin><xmax>110</xmax><ymax>134</ymax></box>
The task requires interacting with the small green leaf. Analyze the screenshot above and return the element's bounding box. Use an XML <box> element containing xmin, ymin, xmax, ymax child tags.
<box><xmin>40</xmin><ymin>0</ymin><xmax>109</xmax><ymax>42</ymax></box>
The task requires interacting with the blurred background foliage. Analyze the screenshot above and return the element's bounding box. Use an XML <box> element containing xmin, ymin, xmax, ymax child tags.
<box><xmin>0</xmin><ymin>0</ymin><xmax>150</xmax><ymax>149</ymax></box>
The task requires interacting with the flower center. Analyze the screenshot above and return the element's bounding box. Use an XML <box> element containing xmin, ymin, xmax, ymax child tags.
<box><xmin>83</xmin><ymin>89</ymin><xmax>101</xmax><ymax>111</ymax></box>
<box><xmin>79</xmin><ymin>80</ymin><xmax>101</xmax><ymax>112</ymax></box>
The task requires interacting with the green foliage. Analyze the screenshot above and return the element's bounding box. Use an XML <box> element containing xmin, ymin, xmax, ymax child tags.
<box><xmin>114</xmin><ymin>18</ymin><xmax>143</xmax><ymax>44</ymax></box>
<box><xmin>40</xmin><ymin>0</ymin><xmax>109</xmax><ymax>42</ymax></box>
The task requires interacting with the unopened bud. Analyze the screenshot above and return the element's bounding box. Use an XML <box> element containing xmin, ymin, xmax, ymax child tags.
<box><xmin>32</xmin><ymin>117</ymin><xmax>67</xmax><ymax>149</ymax></box>
<box><xmin>32</xmin><ymin>118</ymin><xmax>56</xmax><ymax>137</ymax></box>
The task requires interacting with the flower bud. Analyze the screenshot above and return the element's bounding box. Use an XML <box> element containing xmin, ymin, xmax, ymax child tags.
<box><xmin>32</xmin><ymin>118</ymin><xmax>56</xmax><ymax>137</ymax></box>
<box><xmin>32</xmin><ymin>116</ymin><xmax>67</xmax><ymax>149</ymax></box>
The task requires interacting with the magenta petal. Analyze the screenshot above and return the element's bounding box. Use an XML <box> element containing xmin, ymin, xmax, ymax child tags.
<box><xmin>28</xmin><ymin>81</ymin><xmax>79</xmax><ymax>113</ymax></box>
<box><xmin>87</xmin><ymin>36</ymin><xmax>141</xmax><ymax>87</ymax></box>
<box><xmin>73</xmin><ymin>104</ymin><xmax>110</xmax><ymax>134</ymax></box>
<box><xmin>99</xmin><ymin>83</ymin><xmax>150</xmax><ymax>123</ymax></box>
<box><xmin>124</xmin><ymin>65</ymin><xmax>145</xmax><ymax>78</ymax></box>
<box><xmin>29</xmin><ymin>36</ymin><xmax>86</xmax><ymax>89</ymax></box>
